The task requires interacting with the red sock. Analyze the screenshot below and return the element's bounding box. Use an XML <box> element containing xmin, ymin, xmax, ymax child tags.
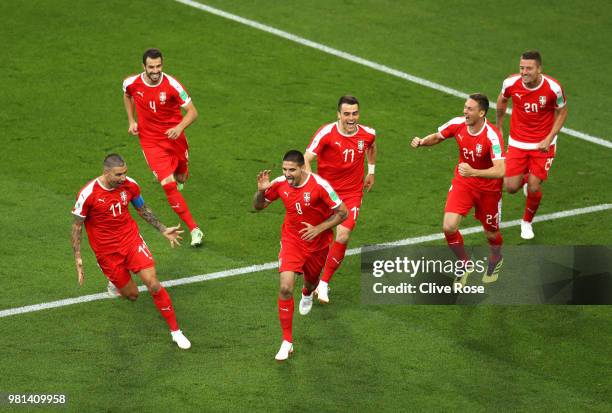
<box><xmin>523</xmin><ymin>190</ymin><xmax>542</xmax><ymax>222</ymax></box>
<box><xmin>487</xmin><ymin>232</ymin><xmax>503</xmax><ymax>262</ymax></box>
<box><xmin>321</xmin><ymin>241</ymin><xmax>348</xmax><ymax>283</ymax></box>
<box><xmin>151</xmin><ymin>287</ymin><xmax>179</xmax><ymax>331</ymax></box>
<box><xmin>162</xmin><ymin>181</ymin><xmax>198</xmax><ymax>231</ymax></box>
<box><xmin>278</xmin><ymin>297</ymin><xmax>294</xmax><ymax>342</ymax></box>
<box><xmin>444</xmin><ymin>231</ymin><xmax>469</xmax><ymax>261</ymax></box>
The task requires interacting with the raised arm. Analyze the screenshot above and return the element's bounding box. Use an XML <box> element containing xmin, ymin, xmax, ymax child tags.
<box><xmin>253</xmin><ymin>170</ymin><xmax>272</xmax><ymax>210</ymax></box>
<box><xmin>71</xmin><ymin>216</ymin><xmax>85</xmax><ymax>286</ymax></box>
<box><xmin>411</xmin><ymin>132</ymin><xmax>444</xmax><ymax>148</ymax></box>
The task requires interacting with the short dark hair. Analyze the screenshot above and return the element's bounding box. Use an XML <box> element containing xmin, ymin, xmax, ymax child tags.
<box><xmin>468</xmin><ymin>93</ymin><xmax>489</xmax><ymax>115</ymax></box>
<box><xmin>521</xmin><ymin>50</ymin><xmax>542</xmax><ymax>66</ymax></box>
<box><xmin>337</xmin><ymin>95</ymin><xmax>359</xmax><ymax>112</ymax></box>
<box><xmin>143</xmin><ymin>48</ymin><xmax>163</xmax><ymax>65</ymax></box>
<box><xmin>104</xmin><ymin>153</ymin><xmax>125</xmax><ymax>169</ymax></box>
<box><xmin>282</xmin><ymin>150</ymin><xmax>304</xmax><ymax>166</ymax></box>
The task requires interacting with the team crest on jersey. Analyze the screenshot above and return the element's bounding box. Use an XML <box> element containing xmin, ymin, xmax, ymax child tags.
<box><xmin>120</xmin><ymin>191</ymin><xmax>128</xmax><ymax>205</ymax></box>
<box><xmin>539</xmin><ymin>96</ymin><xmax>547</xmax><ymax>107</ymax></box>
<box><xmin>475</xmin><ymin>143</ymin><xmax>483</xmax><ymax>156</ymax></box>
<box><xmin>303</xmin><ymin>192</ymin><xmax>311</xmax><ymax>205</ymax></box>
<box><xmin>358</xmin><ymin>140</ymin><xmax>365</xmax><ymax>151</ymax></box>
<box><xmin>159</xmin><ymin>92</ymin><xmax>167</xmax><ymax>105</ymax></box>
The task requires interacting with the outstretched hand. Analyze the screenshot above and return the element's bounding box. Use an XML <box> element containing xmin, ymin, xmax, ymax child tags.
<box><xmin>364</xmin><ymin>174</ymin><xmax>375</xmax><ymax>192</ymax></box>
<box><xmin>163</xmin><ymin>224</ymin><xmax>184</xmax><ymax>248</ymax></box>
<box><xmin>257</xmin><ymin>170</ymin><xmax>272</xmax><ymax>192</ymax></box>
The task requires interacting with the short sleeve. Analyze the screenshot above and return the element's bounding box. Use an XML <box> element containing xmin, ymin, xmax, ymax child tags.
<box><xmin>437</xmin><ymin>117</ymin><xmax>463</xmax><ymax>139</ymax></box>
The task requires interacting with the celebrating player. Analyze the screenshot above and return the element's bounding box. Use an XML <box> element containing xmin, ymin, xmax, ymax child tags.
<box><xmin>496</xmin><ymin>50</ymin><xmax>568</xmax><ymax>239</ymax></box>
<box><xmin>411</xmin><ymin>94</ymin><xmax>505</xmax><ymax>285</ymax></box>
<box><xmin>253</xmin><ymin>150</ymin><xmax>348</xmax><ymax>361</ymax></box>
<box><xmin>71</xmin><ymin>154</ymin><xmax>191</xmax><ymax>349</ymax></box>
<box><xmin>122</xmin><ymin>48</ymin><xmax>204</xmax><ymax>247</ymax></box>
<box><xmin>304</xmin><ymin>95</ymin><xmax>376</xmax><ymax>303</ymax></box>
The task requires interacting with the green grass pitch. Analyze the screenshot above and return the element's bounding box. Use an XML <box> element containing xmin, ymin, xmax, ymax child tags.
<box><xmin>1</xmin><ymin>0</ymin><xmax>611</xmax><ymax>411</ymax></box>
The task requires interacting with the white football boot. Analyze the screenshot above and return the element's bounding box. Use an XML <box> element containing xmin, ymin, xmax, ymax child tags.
<box><xmin>299</xmin><ymin>293</ymin><xmax>313</xmax><ymax>315</ymax></box>
<box><xmin>520</xmin><ymin>220</ymin><xmax>535</xmax><ymax>240</ymax></box>
<box><xmin>316</xmin><ymin>281</ymin><xmax>330</xmax><ymax>304</ymax></box>
<box><xmin>275</xmin><ymin>340</ymin><xmax>293</xmax><ymax>361</ymax></box>
<box><xmin>190</xmin><ymin>228</ymin><xmax>204</xmax><ymax>247</ymax></box>
<box><xmin>171</xmin><ymin>330</ymin><xmax>192</xmax><ymax>349</ymax></box>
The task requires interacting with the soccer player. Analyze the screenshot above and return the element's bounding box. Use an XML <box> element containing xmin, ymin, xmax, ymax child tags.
<box><xmin>304</xmin><ymin>95</ymin><xmax>376</xmax><ymax>303</ymax></box>
<box><xmin>122</xmin><ymin>48</ymin><xmax>204</xmax><ymax>247</ymax></box>
<box><xmin>71</xmin><ymin>154</ymin><xmax>191</xmax><ymax>349</ymax></box>
<box><xmin>411</xmin><ymin>94</ymin><xmax>505</xmax><ymax>285</ymax></box>
<box><xmin>253</xmin><ymin>150</ymin><xmax>348</xmax><ymax>361</ymax></box>
<box><xmin>496</xmin><ymin>50</ymin><xmax>568</xmax><ymax>239</ymax></box>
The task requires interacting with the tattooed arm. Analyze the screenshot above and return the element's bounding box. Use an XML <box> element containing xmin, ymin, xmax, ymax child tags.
<box><xmin>135</xmin><ymin>203</ymin><xmax>184</xmax><ymax>248</ymax></box>
<box><xmin>72</xmin><ymin>216</ymin><xmax>85</xmax><ymax>286</ymax></box>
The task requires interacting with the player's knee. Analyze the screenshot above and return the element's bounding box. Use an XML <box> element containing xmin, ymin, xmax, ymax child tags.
<box><xmin>442</xmin><ymin>222</ymin><xmax>459</xmax><ymax>234</ymax></box>
<box><xmin>527</xmin><ymin>182</ymin><xmax>541</xmax><ymax>193</ymax></box>
<box><xmin>504</xmin><ymin>182</ymin><xmax>520</xmax><ymax>193</ymax></box>
<box><xmin>279</xmin><ymin>284</ymin><xmax>293</xmax><ymax>299</ymax></box>
<box><xmin>336</xmin><ymin>232</ymin><xmax>350</xmax><ymax>244</ymax></box>
<box><xmin>124</xmin><ymin>291</ymin><xmax>139</xmax><ymax>301</ymax></box>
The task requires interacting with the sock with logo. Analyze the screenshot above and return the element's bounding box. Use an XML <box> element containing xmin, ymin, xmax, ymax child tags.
<box><xmin>162</xmin><ymin>181</ymin><xmax>198</xmax><ymax>231</ymax></box>
<box><xmin>151</xmin><ymin>287</ymin><xmax>179</xmax><ymax>331</ymax></box>
<box><xmin>321</xmin><ymin>241</ymin><xmax>348</xmax><ymax>283</ymax></box>
<box><xmin>444</xmin><ymin>230</ymin><xmax>470</xmax><ymax>262</ymax></box>
<box><xmin>523</xmin><ymin>190</ymin><xmax>542</xmax><ymax>222</ymax></box>
<box><xmin>278</xmin><ymin>297</ymin><xmax>294</xmax><ymax>342</ymax></box>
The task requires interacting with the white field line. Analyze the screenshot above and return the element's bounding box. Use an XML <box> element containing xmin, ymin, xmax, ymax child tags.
<box><xmin>1</xmin><ymin>203</ymin><xmax>610</xmax><ymax>319</ymax></box>
<box><xmin>174</xmin><ymin>0</ymin><xmax>612</xmax><ymax>149</ymax></box>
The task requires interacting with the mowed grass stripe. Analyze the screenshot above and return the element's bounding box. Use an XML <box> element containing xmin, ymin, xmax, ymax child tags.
<box><xmin>1</xmin><ymin>203</ymin><xmax>610</xmax><ymax>319</ymax></box>
<box><xmin>175</xmin><ymin>0</ymin><xmax>612</xmax><ymax>149</ymax></box>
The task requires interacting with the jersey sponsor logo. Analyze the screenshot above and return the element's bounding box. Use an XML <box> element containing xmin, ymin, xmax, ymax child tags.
<box><xmin>120</xmin><ymin>191</ymin><xmax>128</xmax><ymax>205</ymax></box>
<box><xmin>539</xmin><ymin>96</ymin><xmax>547</xmax><ymax>107</ymax></box>
<box><xmin>98</xmin><ymin>198</ymin><xmax>105</xmax><ymax>203</ymax></box>
<box><xmin>514</xmin><ymin>93</ymin><xmax>523</xmax><ymax>99</ymax></box>
<box><xmin>136</xmin><ymin>91</ymin><xmax>144</xmax><ymax>97</ymax></box>
<box><xmin>283</xmin><ymin>191</ymin><xmax>290</xmax><ymax>197</ymax></box>
<box><xmin>159</xmin><ymin>92</ymin><xmax>167</xmax><ymax>105</ymax></box>
<box><xmin>457</xmin><ymin>133</ymin><xmax>463</xmax><ymax>141</ymax></box>
<box><xmin>303</xmin><ymin>192</ymin><xmax>311</xmax><ymax>205</ymax></box>
<box><xmin>334</xmin><ymin>141</ymin><xmax>341</xmax><ymax>147</ymax></box>
<box><xmin>358</xmin><ymin>140</ymin><xmax>364</xmax><ymax>151</ymax></box>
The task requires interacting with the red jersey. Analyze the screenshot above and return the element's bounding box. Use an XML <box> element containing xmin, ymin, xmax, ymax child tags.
<box><xmin>501</xmin><ymin>74</ymin><xmax>566</xmax><ymax>149</ymax></box>
<box><xmin>122</xmin><ymin>72</ymin><xmax>191</xmax><ymax>142</ymax></box>
<box><xmin>72</xmin><ymin>177</ymin><xmax>142</xmax><ymax>256</ymax></box>
<box><xmin>264</xmin><ymin>173</ymin><xmax>342</xmax><ymax>252</ymax></box>
<box><xmin>438</xmin><ymin>117</ymin><xmax>505</xmax><ymax>192</ymax></box>
<box><xmin>306</xmin><ymin>122</ymin><xmax>376</xmax><ymax>196</ymax></box>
